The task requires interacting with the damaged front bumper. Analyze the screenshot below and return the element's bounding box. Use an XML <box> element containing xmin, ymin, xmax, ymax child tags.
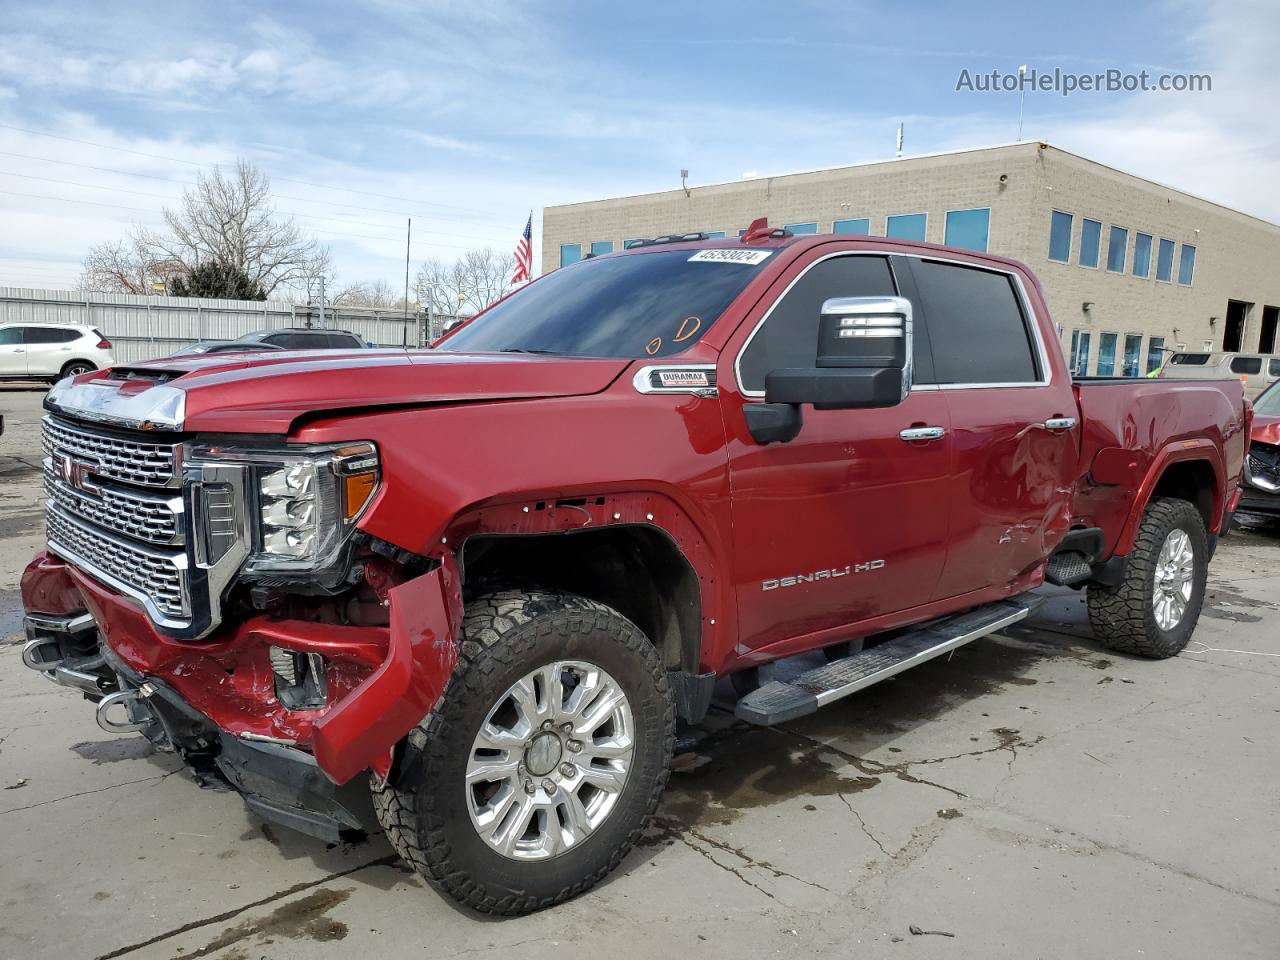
<box><xmin>20</xmin><ymin>549</ymin><xmax>461</xmax><ymax>840</ymax></box>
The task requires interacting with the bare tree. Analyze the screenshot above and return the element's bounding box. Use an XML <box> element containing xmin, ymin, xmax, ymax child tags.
<box><xmin>80</xmin><ymin>159</ymin><xmax>326</xmax><ymax>298</ymax></box>
<box><xmin>78</xmin><ymin>236</ymin><xmax>182</xmax><ymax>294</ymax></box>
<box><xmin>413</xmin><ymin>248</ymin><xmax>517</xmax><ymax>317</ymax></box>
<box><xmin>332</xmin><ymin>278</ymin><xmax>410</xmax><ymax>309</ymax></box>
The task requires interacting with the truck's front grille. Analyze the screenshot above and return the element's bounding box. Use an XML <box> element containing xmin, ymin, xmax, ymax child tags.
<box><xmin>44</xmin><ymin>462</ymin><xmax>182</xmax><ymax>545</ymax></box>
<box><xmin>42</xmin><ymin>415</ymin><xmax>190</xmax><ymax>624</ymax></box>
<box><xmin>1248</xmin><ymin>442</ymin><xmax>1280</xmax><ymax>490</ymax></box>
<box><xmin>42</xmin><ymin>416</ymin><xmax>178</xmax><ymax>488</ymax></box>
<box><xmin>46</xmin><ymin>506</ymin><xmax>188</xmax><ymax>619</ymax></box>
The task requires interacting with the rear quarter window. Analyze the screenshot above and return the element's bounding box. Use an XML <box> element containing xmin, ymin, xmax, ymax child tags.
<box><xmin>1172</xmin><ymin>353</ymin><xmax>1210</xmax><ymax>365</ymax></box>
<box><xmin>1230</xmin><ymin>356</ymin><xmax>1263</xmax><ymax>374</ymax></box>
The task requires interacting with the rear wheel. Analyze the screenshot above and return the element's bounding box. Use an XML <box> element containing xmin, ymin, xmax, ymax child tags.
<box><xmin>372</xmin><ymin>590</ymin><xmax>674</xmax><ymax>915</ymax></box>
<box><xmin>1087</xmin><ymin>498</ymin><xmax>1208</xmax><ymax>658</ymax></box>
<box><xmin>58</xmin><ymin>360</ymin><xmax>95</xmax><ymax>381</ymax></box>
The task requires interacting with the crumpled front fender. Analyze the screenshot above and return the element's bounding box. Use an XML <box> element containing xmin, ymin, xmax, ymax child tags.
<box><xmin>312</xmin><ymin>553</ymin><xmax>462</xmax><ymax>784</ymax></box>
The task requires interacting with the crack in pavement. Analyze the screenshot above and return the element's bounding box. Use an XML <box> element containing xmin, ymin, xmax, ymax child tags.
<box><xmin>667</xmin><ymin>829</ymin><xmax>780</xmax><ymax>903</ymax></box>
<box><xmin>0</xmin><ymin>770</ymin><xmax>181</xmax><ymax>816</ymax></box>
<box><xmin>94</xmin><ymin>854</ymin><xmax>401</xmax><ymax>959</ymax></box>
<box><xmin>654</xmin><ymin>815</ymin><xmax>831</xmax><ymax>896</ymax></box>
<box><xmin>839</xmin><ymin>792</ymin><xmax>891</xmax><ymax>858</ymax></box>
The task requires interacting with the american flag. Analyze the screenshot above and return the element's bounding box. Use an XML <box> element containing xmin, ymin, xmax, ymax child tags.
<box><xmin>511</xmin><ymin>213</ymin><xmax>533</xmax><ymax>284</ymax></box>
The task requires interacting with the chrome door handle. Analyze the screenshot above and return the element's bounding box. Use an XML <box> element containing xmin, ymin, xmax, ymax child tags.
<box><xmin>1042</xmin><ymin>417</ymin><xmax>1078</xmax><ymax>431</ymax></box>
<box><xmin>899</xmin><ymin>426</ymin><xmax>946</xmax><ymax>441</ymax></box>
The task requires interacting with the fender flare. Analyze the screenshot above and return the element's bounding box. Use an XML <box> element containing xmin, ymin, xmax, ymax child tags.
<box><xmin>1112</xmin><ymin>439</ymin><xmax>1225</xmax><ymax>556</ymax></box>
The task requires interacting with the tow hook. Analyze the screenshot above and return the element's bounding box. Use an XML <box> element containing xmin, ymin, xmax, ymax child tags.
<box><xmin>96</xmin><ymin>687</ymin><xmax>152</xmax><ymax>734</ymax></box>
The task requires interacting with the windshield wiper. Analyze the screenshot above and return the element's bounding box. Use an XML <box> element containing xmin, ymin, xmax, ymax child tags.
<box><xmin>499</xmin><ymin>347</ymin><xmax>561</xmax><ymax>355</ymax></box>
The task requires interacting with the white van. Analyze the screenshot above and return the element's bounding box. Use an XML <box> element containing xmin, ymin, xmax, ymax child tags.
<box><xmin>1160</xmin><ymin>351</ymin><xmax>1280</xmax><ymax>400</ymax></box>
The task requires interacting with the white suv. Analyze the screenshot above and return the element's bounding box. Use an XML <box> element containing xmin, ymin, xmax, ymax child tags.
<box><xmin>0</xmin><ymin>323</ymin><xmax>114</xmax><ymax>384</ymax></box>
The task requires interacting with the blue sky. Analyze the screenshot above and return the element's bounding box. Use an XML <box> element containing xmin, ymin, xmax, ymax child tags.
<box><xmin>0</xmin><ymin>0</ymin><xmax>1270</xmax><ymax>292</ymax></box>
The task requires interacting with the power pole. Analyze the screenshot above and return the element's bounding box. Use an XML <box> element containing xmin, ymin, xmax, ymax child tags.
<box><xmin>403</xmin><ymin>218</ymin><xmax>412</xmax><ymax>348</ymax></box>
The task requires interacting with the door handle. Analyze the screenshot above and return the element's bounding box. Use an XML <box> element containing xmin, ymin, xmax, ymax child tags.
<box><xmin>1041</xmin><ymin>417</ymin><xmax>1078</xmax><ymax>431</ymax></box>
<box><xmin>899</xmin><ymin>426</ymin><xmax>946</xmax><ymax>442</ymax></box>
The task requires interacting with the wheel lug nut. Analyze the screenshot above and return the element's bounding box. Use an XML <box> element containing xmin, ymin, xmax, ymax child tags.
<box><xmin>567</xmin><ymin>740</ymin><xmax>582</xmax><ymax>752</ymax></box>
<box><xmin>560</xmin><ymin>762</ymin><xmax>576</xmax><ymax>777</ymax></box>
<box><xmin>560</xmin><ymin>722</ymin><xmax>573</xmax><ymax>733</ymax></box>
<box><xmin>524</xmin><ymin>779</ymin><xmax>536</xmax><ymax>795</ymax></box>
<box><xmin>542</xmin><ymin>779</ymin><xmax>555</xmax><ymax>793</ymax></box>
<box><xmin>542</xmin><ymin>720</ymin><xmax>555</xmax><ymax>731</ymax></box>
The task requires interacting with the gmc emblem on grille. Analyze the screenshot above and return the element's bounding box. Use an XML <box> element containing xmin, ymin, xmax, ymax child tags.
<box><xmin>53</xmin><ymin>453</ymin><xmax>100</xmax><ymax>494</ymax></box>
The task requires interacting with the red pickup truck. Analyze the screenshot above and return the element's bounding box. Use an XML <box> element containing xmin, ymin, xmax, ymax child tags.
<box><xmin>21</xmin><ymin>220</ymin><xmax>1249</xmax><ymax>915</ymax></box>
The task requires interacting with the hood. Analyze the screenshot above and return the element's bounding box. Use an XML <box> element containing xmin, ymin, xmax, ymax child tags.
<box><xmin>46</xmin><ymin>349</ymin><xmax>630</xmax><ymax>434</ymax></box>
<box><xmin>1252</xmin><ymin>413</ymin><xmax>1280</xmax><ymax>446</ymax></box>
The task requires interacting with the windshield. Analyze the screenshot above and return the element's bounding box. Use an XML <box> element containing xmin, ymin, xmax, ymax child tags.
<box><xmin>1256</xmin><ymin>381</ymin><xmax>1280</xmax><ymax>415</ymax></box>
<box><xmin>439</xmin><ymin>248</ymin><xmax>773</xmax><ymax>358</ymax></box>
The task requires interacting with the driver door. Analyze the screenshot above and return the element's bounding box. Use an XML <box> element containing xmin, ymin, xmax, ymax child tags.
<box><xmin>722</xmin><ymin>252</ymin><xmax>953</xmax><ymax>659</ymax></box>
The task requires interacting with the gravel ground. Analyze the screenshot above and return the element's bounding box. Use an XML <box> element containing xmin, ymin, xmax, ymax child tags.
<box><xmin>2</xmin><ymin>384</ymin><xmax>1277</xmax><ymax>959</ymax></box>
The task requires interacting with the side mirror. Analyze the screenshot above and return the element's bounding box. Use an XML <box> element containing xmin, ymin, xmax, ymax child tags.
<box><xmin>764</xmin><ymin>296</ymin><xmax>913</xmax><ymax>410</ymax></box>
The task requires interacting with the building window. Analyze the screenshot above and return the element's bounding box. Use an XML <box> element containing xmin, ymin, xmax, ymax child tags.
<box><xmin>623</xmin><ymin>238</ymin><xmax>644</xmax><ymax>248</ymax></box>
<box><xmin>1079</xmin><ymin>218</ymin><xmax>1102</xmax><ymax>268</ymax></box>
<box><xmin>1133</xmin><ymin>233</ymin><xmax>1152</xmax><ymax>278</ymax></box>
<box><xmin>559</xmin><ymin>243</ymin><xmax>581</xmax><ymax>267</ymax></box>
<box><xmin>1178</xmin><ymin>243</ymin><xmax>1196</xmax><ymax>285</ymax></box>
<box><xmin>1155</xmin><ymin>238</ymin><xmax>1175</xmax><ymax>282</ymax></box>
<box><xmin>944</xmin><ymin>208</ymin><xmax>990</xmax><ymax>252</ymax></box>
<box><xmin>887</xmin><ymin>213</ymin><xmax>927</xmax><ymax>242</ymax></box>
<box><xmin>1069</xmin><ymin>329</ymin><xmax>1092</xmax><ymax>376</ymax></box>
<box><xmin>1146</xmin><ymin>336</ymin><xmax>1166</xmax><ymax>373</ymax></box>
<box><xmin>785</xmin><ymin>222</ymin><xmax>818</xmax><ymax>234</ymax></box>
<box><xmin>1106</xmin><ymin>226</ymin><xmax>1128</xmax><ymax>273</ymax></box>
<box><xmin>833</xmin><ymin>218</ymin><xmax>870</xmax><ymax>235</ymax></box>
<box><xmin>705</xmin><ymin>231</ymin><xmax>726</xmax><ymax>239</ymax></box>
<box><xmin>1122</xmin><ymin>334</ymin><xmax>1143</xmax><ymax>376</ymax></box>
<box><xmin>1097</xmin><ymin>332</ymin><xmax>1119</xmax><ymax>375</ymax></box>
<box><xmin>589</xmin><ymin>241</ymin><xmax>614</xmax><ymax>256</ymax></box>
<box><xmin>1048</xmin><ymin>211</ymin><xmax>1072</xmax><ymax>262</ymax></box>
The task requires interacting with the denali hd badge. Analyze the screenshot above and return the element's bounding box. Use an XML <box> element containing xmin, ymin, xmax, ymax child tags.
<box><xmin>762</xmin><ymin>561</ymin><xmax>885</xmax><ymax>591</ymax></box>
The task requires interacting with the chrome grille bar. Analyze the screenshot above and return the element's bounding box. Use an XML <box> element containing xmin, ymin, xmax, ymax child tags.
<box><xmin>42</xmin><ymin>415</ymin><xmax>179</xmax><ymax>488</ymax></box>
<box><xmin>46</xmin><ymin>505</ymin><xmax>189</xmax><ymax>621</ymax></box>
<box><xmin>43</xmin><ymin>461</ymin><xmax>183</xmax><ymax>545</ymax></box>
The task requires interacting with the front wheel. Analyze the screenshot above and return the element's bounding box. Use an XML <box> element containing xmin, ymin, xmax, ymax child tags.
<box><xmin>1087</xmin><ymin>497</ymin><xmax>1208</xmax><ymax>658</ymax></box>
<box><xmin>372</xmin><ymin>590</ymin><xmax>674</xmax><ymax>915</ymax></box>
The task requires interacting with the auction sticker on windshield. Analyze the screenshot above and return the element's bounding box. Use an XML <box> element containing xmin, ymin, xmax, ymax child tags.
<box><xmin>688</xmin><ymin>249</ymin><xmax>774</xmax><ymax>265</ymax></box>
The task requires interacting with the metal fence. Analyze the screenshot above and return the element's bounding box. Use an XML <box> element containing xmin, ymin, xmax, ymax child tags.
<box><xmin>0</xmin><ymin>288</ymin><xmax>453</xmax><ymax>365</ymax></box>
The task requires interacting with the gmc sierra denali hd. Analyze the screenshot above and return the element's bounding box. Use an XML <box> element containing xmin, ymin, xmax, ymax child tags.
<box><xmin>21</xmin><ymin>219</ymin><xmax>1249</xmax><ymax>914</ymax></box>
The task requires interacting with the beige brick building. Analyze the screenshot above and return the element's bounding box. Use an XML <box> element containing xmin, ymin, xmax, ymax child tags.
<box><xmin>542</xmin><ymin>143</ymin><xmax>1280</xmax><ymax>376</ymax></box>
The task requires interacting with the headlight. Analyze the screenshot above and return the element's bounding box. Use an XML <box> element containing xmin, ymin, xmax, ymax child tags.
<box><xmin>251</xmin><ymin>443</ymin><xmax>380</xmax><ymax>572</ymax></box>
<box><xmin>187</xmin><ymin>440</ymin><xmax>380</xmax><ymax>576</ymax></box>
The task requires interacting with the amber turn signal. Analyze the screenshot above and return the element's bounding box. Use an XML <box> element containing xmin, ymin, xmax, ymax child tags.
<box><xmin>343</xmin><ymin>471</ymin><xmax>378</xmax><ymax>521</ymax></box>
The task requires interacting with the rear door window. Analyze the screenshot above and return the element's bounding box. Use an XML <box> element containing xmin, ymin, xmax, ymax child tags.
<box><xmin>326</xmin><ymin>333</ymin><xmax>361</xmax><ymax>348</ymax></box>
<box><xmin>24</xmin><ymin>327</ymin><xmax>79</xmax><ymax>343</ymax></box>
<box><xmin>905</xmin><ymin>260</ymin><xmax>1039</xmax><ymax>384</ymax></box>
<box><xmin>1230</xmin><ymin>356</ymin><xmax>1263</xmax><ymax>375</ymax></box>
<box><xmin>738</xmin><ymin>255</ymin><xmax>900</xmax><ymax>393</ymax></box>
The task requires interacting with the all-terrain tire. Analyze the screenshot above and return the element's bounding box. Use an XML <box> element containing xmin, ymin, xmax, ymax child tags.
<box><xmin>1087</xmin><ymin>497</ymin><xmax>1209</xmax><ymax>658</ymax></box>
<box><xmin>371</xmin><ymin>590</ymin><xmax>674</xmax><ymax>915</ymax></box>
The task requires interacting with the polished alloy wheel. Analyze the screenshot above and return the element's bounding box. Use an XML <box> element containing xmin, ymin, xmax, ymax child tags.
<box><xmin>465</xmin><ymin>661</ymin><xmax>634</xmax><ymax>861</ymax></box>
<box><xmin>1152</xmin><ymin>528</ymin><xmax>1195</xmax><ymax>631</ymax></box>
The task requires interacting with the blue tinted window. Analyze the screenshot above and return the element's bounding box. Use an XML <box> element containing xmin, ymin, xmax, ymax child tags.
<box><xmin>944</xmin><ymin>208</ymin><xmax>990</xmax><ymax>252</ymax></box>
<box><xmin>1079</xmin><ymin>219</ymin><xmax>1101</xmax><ymax>267</ymax></box>
<box><xmin>705</xmin><ymin>231</ymin><xmax>726</xmax><ymax>239</ymax></box>
<box><xmin>560</xmin><ymin>243</ymin><xmax>581</xmax><ymax>267</ymax></box>
<box><xmin>1048</xmin><ymin>211</ymin><xmax>1072</xmax><ymax>262</ymax></box>
<box><xmin>1147</xmin><ymin>336</ymin><xmax>1166</xmax><ymax>373</ymax></box>
<box><xmin>1106</xmin><ymin>226</ymin><xmax>1128</xmax><ymax>273</ymax></box>
<box><xmin>833</xmin><ymin>218</ymin><xmax>870</xmax><ymax>235</ymax></box>
<box><xmin>1133</xmin><ymin>233</ymin><xmax>1152</xmax><ymax>278</ymax></box>
<box><xmin>887</xmin><ymin>213</ymin><xmax>927</xmax><ymax>242</ymax></box>
<box><xmin>785</xmin><ymin>222</ymin><xmax>818</xmax><ymax>234</ymax></box>
<box><xmin>1123</xmin><ymin>334</ymin><xmax>1142</xmax><ymax>376</ymax></box>
<box><xmin>589</xmin><ymin>241</ymin><xmax>613</xmax><ymax>256</ymax></box>
<box><xmin>1097</xmin><ymin>332</ymin><xmax>1118</xmax><ymax>376</ymax></box>
<box><xmin>1178</xmin><ymin>244</ymin><xmax>1196</xmax><ymax>285</ymax></box>
<box><xmin>1156</xmin><ymin>239</ymin><xmax>1175</xmax><ymax>281</ymax></box>
<box><xmin>1070</xmin><ymin>330</ymin><xmax>1091</xmax><ymax>376</ymax></box>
